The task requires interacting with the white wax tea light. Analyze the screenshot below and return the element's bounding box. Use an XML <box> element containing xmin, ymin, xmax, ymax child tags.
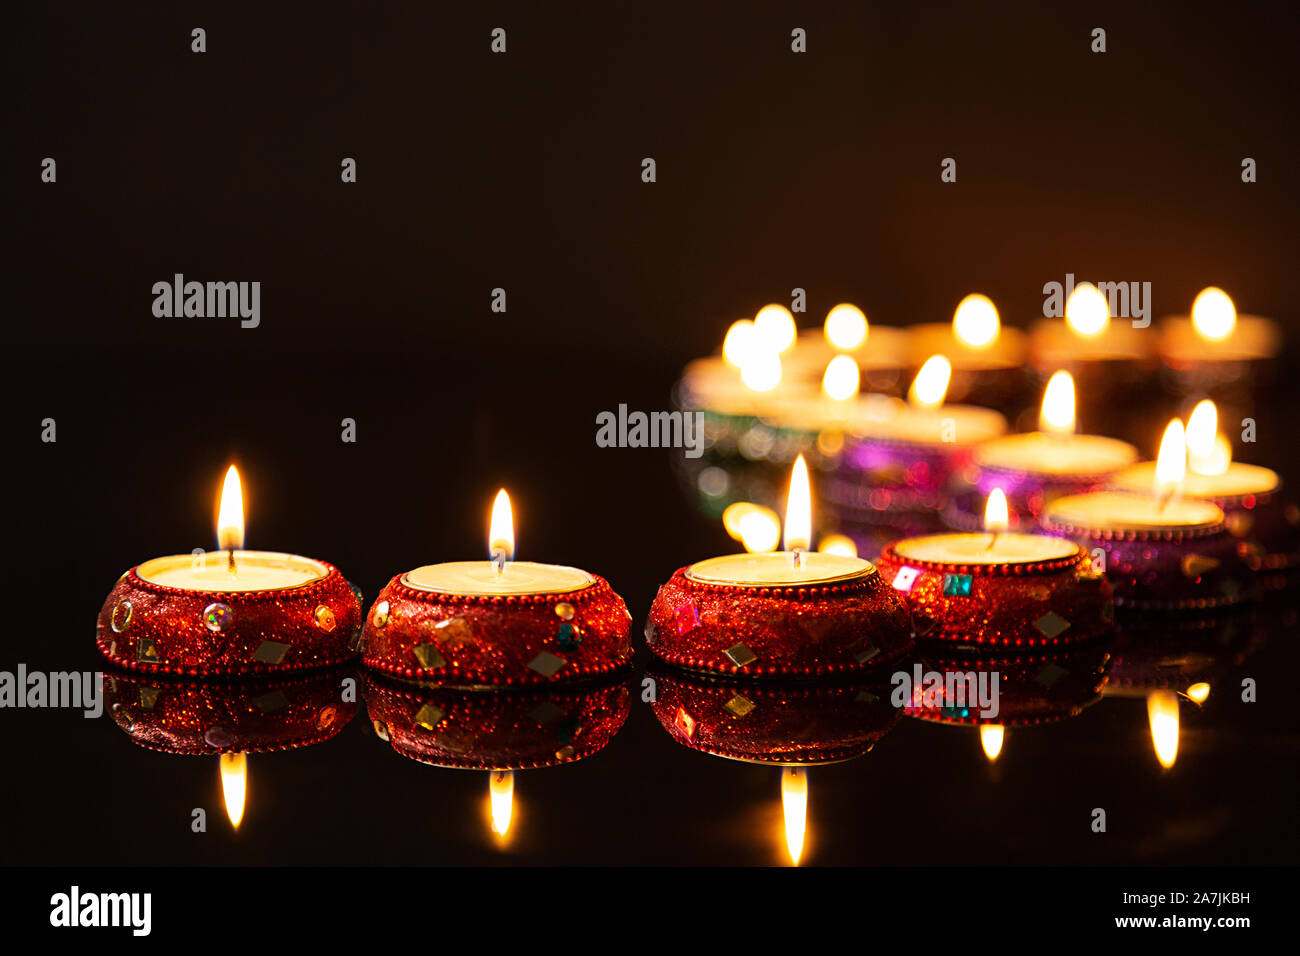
<box><xmin>685</xmin><ymin>455</ymin><xmax>874</xmax><ymax>586</ymax></box>
<box><xmin>974</xmin><ymin>371</ymin><xmax>1137</xmax><ymax>475</ymax></box>
<box><xmin>893</xmin><ymin>489</ymin><xmax>1078</xmax><ymax>566</ymax></box>
<box><xmin>139</xmin><ymin>552</ymin><xmax>327</xmax><ymax>591</ymax></box>
<box><xmin>402</xmin><ymin>489</ymin><xmax>594</xmax><ymax>597</ymax></box>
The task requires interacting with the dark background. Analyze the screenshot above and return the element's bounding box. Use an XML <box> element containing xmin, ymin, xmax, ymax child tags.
<box><xmin>1</xmin><ymin>1</ymin><xmax>1297</xmax><ymax>866</ymax></box>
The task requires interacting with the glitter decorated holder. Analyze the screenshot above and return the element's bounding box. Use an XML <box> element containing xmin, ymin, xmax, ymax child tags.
<box><xmin>1041</xmin><ymin>492</ymin><xmax>1256</xmax><ymax>611</ymax></box>
<box><xmin>874</xmin><ymin>534</ymin><xmax>1114</xmax><ymax>649</ymax></box>
<box><xmin>647</xmin><ymin>665</ymin><xmax>901</xmax><ymax>764</ymax></box>
<box><xmin>104</xmin><ymin>667</ymin><xmax>359</xmax><ymax>755</ymax></box>
<box><xmin>361</xmin><ymin>568</ymin><xmax>633</xmax><ymax>688</ymax></box>
<box><xmin>364</xmin><ymin>672</ymin><xmax>631</xmax><ymax>770</ymax></box>
<box><xmin>97</xmin><ymin>552</ymin><xmax>363</xmax><ymax>677</ymax></box>
<box><xmin>645</xmin><ymin>557</ymin><xmax>913</xmax><ymax>678</ymax></box>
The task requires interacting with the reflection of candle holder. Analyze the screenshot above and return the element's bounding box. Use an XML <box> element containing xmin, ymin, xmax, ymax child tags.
<box><xmin>103</xmin><ymin>667</ymin><xmax>358</xmax><ymax>754</ymax></box>
<box><xmin>362</xmin><ymin>577</ymin><xmax>633</xmax><ymax>687</ymax></box>
<box><xmin>364</xmin><ymin>672</ymin><xmax>630</xmax><ymax>769</ymax></box>
<box><xmin>1103</xmin><ymin>606</ymin><xmax>1262</xmax><ymax>697</ymax></box>
<box><xmin>906</xmin><ymin>641</ymin><xmax>1113</xmax><ymax>728</ymax></box>
<box><xmin>905</xmin><ymin>641</ymin><xmax>1113</xmax><ymax>729</ymax></box>
<box><xmin>1041</xmin><ymin>492</ymin><xmax>1255</xmax><ymax>610</ymax></box>
<box><xmin>875</xmin><ymin>538</ymin><xmax>1114</xmax><ymax>648</ymax></box>
<box><xmin>97</xmin><ymin>557</ymin><xmax>363</xmax><ymax>677</ymax></box>
<box><xmin>646</xmin><ymin>665</ymin><xmax>900</xmax><ymax>764</ymax></box>
<box><xmin>645</xmin><ymin>562</ymin><xmax>913</xmax><ymax>677</ymax></box>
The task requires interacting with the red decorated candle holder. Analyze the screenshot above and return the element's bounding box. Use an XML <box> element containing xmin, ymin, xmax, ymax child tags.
<box><xmin>364</xmin><ymin>673</ymin><xmax>631</xmax><ymax>770</ymax></box>
<box><xmin>903</xmin><ymin>642</ymin><xmax>1114</xmax><ymax>728</ymax></box>
<box><xmin>361</xmin><ymin>575</ymin><xmax>633</xmax><ymax>688</ymax></box>
<box><xmin>874</xmin><ymin>541</ymin><xmax>1114</xmax><ymax>648</ymax></box>
<box><xmin>645</xmin><ymin>565</ymin><xmax>913</xmax><ymax>678</ymax></box>
<box><xmin>647</xmin><ymin>665</ymin><xmax>901</xmax><ymax>764</ymax></box>
<box><xmin>96</xmin><ymin>560</ymin><xmax>363</xmax><ymax>677</ymax></box>
<box><xmin>1039</xmin><ymin>496</ymin><xmax>1255</xmax><ymax>611</ymax></box>
<box><xmin>103</xmin><ymin>668</ymin><xmax>358</xmax><ymax>755</ymax></box>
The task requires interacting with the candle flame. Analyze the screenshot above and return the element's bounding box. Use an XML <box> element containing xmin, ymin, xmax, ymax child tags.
<box><xmin>1154</xmin><ymin>419</ymin><xmax>1187</xmax><ymax>497</ymax></box>
<box><xmin>754</xmin><ymin>303</ymin><xmax>797</xmax><ymax>353</ymax></box>
<box><xmin>489</xmin><ymin>489</ymin><xmax>514</xmax><ymax>564</ymax></box>
<box><xmin>908</xmin><ymin>355</ymin><xmax>952</xmax><ymax>409</ymax></box>
<box><xmin>220</xmin><ymin>752</ymin><xmax>247</xmax><ymax>829</ymax></box>
<box><xmin>817</xmin><ymin>534</ymin><xmax>857</xmax><ymax>558</ymax></box>
<box><xmin>1147</xmin><ymin>690</ymin><xmax>1180</xmax><ymax>770</ymax></box>
<box><xmin>1039</xmin><ymin>370</ymin><xmax>1076</xmax><ymax>435</ymax></box>
<box><xmin>488</xmin><ymin>771</ymin><xmax>514</xmax><ymax>839</ymax></box>
<box><xmin>723</xmin><ymin>502</ymin><xmax>781</xmax><ymax>553</ymax></box>
<box><xmin>1191</xmin><ymin>287</ymin><xmax>1237</xmax><ymax>342</ymax></box>
<box><xmin>781</xmin><ymin>767</ymin><xmax>808</xmax><ymax>865</ymax></box>
<box><xmin>1185</xmin><ymin>682</ymin><xmax>1211</xmax><ymax>704</ymax></box>
<box><xmin>980</xmin><ymin>724</ymin><xmax>1005</xmax><ymax>761</ymax></box>
<box><xmin>784</xmin><ymin>455</ymin><xmax>812</xmax><ymax>553</ymax></box>
<box><xmin>824</xmin><ymin>303</ymin><xmax>868</xmax><ymax>350</ymax></box>
<box><xmin>821</xmin><ymin>354</ymin><xmax>860</xmax><ymax>401</ymax></box>
<box><xmin>953</xmin><ymin>293</ymin><xmax>999</xmax><ymax>348</ymax></box>
<box><xmin>217</xmin><ymin>465</ymin><xmax>245</xmax><ymax>553</ymax></box>
<box><xmin>739</xmin><ymin>348</ymin><xmax>782</xmax><ymax>392</ymax></box>
<box><xmin>722</xmin><ymin>319</ymin><xmax>755</xmax><ymax>368</ymax></box>
<box><xmin>1065</xmin><ymin>282</ymin><xmax>1110</xmax><ymax>338</ymax></box>
<box><xmin>1185</xmin><ymin>399</ymin><xmax>1232</xmax><ymax>476</ymax></box>
<box><xmin>984</xmin><ymin>489</ymin><xmax>1010</xmax><ymax>533</ymax></box>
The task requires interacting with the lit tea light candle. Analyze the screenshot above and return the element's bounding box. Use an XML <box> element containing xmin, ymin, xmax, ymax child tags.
<box><xmin>958</xmin><ymin>371</ymin><xmax>1138</xmax><ymax>526</ymax></box>
<box><xmin>647</xmin><ymin>455</ymin><xmax>913</xmax><ymax>676</ymax></box>
<box><xmin>876</xmin><ymin>490</ymin><xmax>1112</xmax><ymax>647</ymax></box>
<box><xmin>1030</xmin><ymin>282</ymin><xmax>1153</xmax><ymax>368</ymax></box>
<box><xmin>97</xmin><ymin>465</ymin><xmax>363</xmax><ymax>675</ymax></box>
<box><xmin>362</xmin><ymin>489</ymin><xmax>632</xmax><ymax>686</ymax></box>
<box><xmin>832</xmin><ymin>355</ymin><xmax>1007</xmax><ymax>515</ymax></box>
<box><xmin>782</xmin><ymin>304</ymin><xmax>910</xmax><ymax>391</ymax></box>
<box><xmin>1042</xmin><ymin>419</ymin><xmax>1254</xmax><ymax>609</ymax></box>
<box><xmin>1159</xmin><ymin>286</ymin><xmax>1281</xmax><ymax>365</ymax></box>
<box><xmin>1109</xmin><ymin>399</ymin><xmax>1295</xmax><ymax>572</ymax></box>
<box><xmin>908</xmin><ymin>293</ymin><xmax>1027</xmax><ymax>371</ymax></box>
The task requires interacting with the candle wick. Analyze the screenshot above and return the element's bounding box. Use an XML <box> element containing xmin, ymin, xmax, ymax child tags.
<box><xmin>227</xmin><ymin>548</ymin><xmax>236</xmax><ymax>573</ymax></box>
<box><xmin>985</xmin><ymin>532</ymin><xmax>1000</xmax><ymax>551</ymax></box>
<box><xmin>791</xmin><ymin>547</ymin><xmax>804</xmax><ymax>571</ymax></box>
<box><xmin>492</xmin><ymin>549</ymin><xmax>507</xmax><ymax>574</ymax></box>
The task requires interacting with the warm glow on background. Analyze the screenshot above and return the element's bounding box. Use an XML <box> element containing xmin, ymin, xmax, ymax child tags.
<box><xmin>754</xmin><ymin>304</ymin><xmax>797</xmax><ymax>353</ymax></box>
<box><xmin>722</xmin><ymin>319</ymin><xmax>755</xmax><ymax>368</ymax></box>
<box><xmin>824</xmin><ymin>303</ymin><xmax>868</xmax><ymax>350</ymax></box>
<box><xmin>1065</xmin><ymin>282</ymin><xmax>1110</xmax><ymax>338</ymax></box>
<box><xmin>953</xmin><ymin>293</ymin><xmax>999</xmax><ymax>347</ymax></box>
<box><xmin>818</xmin><ymin>534</ymin><xmax>858</xmax><ymax>558</ymax></box>
<box><xmin>740</xmin><ymin>349</ymin><xmax>782</xmax><ymax>392</ymax></box>
<box><xmin>723</xmin><ymin>502</ymin><xmax>781</xmax><ymax>553</ymax></box>
<box><xmin>1039</xmin><ymin>370</ymin><xmax>1076</xmax><ymax>435</ymax></box>
<box><xmin>1191</xmin><ymin>287</ymin><xmax>1237</xmax><ymax>342</ymax></box>
<box><xmin>822</xmin><ymin>354</ymin><xmax>860</xmax><ymax>401</ymax></box>
<box><xmin>908</xmin><ymin>355</ymin><xmax>952</xmax><ymax>408</ymax></box>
